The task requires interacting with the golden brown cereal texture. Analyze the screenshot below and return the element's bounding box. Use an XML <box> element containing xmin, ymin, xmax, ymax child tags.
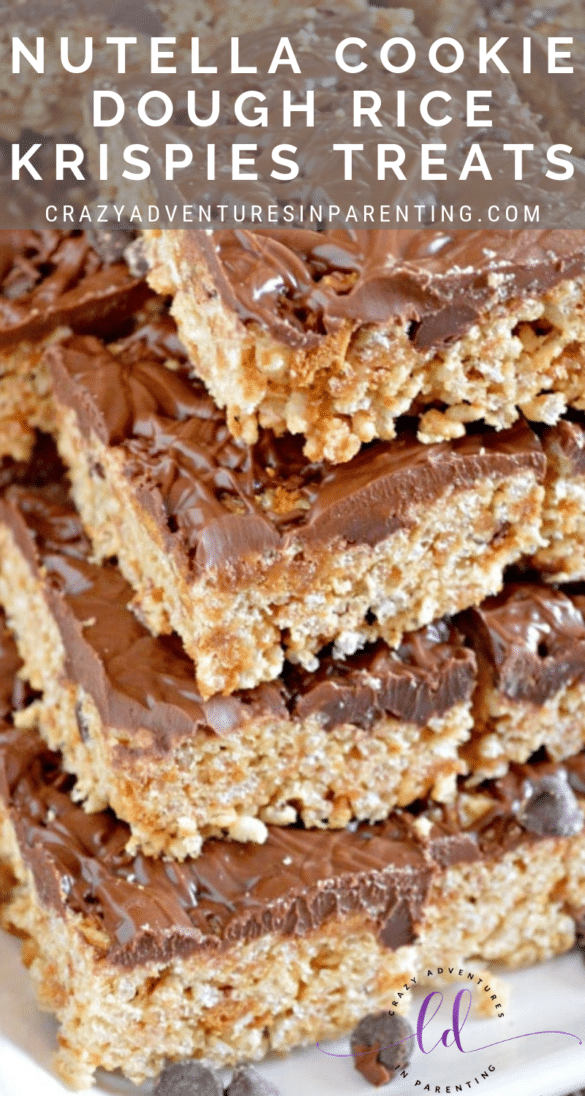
<box><xmin>145</xmin><ymin>230</ymin><xmax>585</xmax><ymax>463</ymax></box>
<box><xmin>1</xmin><ymin>805</ymin><xmax>584</xmax><ymax>1088</ymax></box>
<box><xmin>52</xmin><ymin>402</ymin><xmax>544</xmax><ymax>699</ymax></box>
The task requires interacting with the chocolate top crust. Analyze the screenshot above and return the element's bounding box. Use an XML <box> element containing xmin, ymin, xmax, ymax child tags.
<box><xmin>46</xmin><ymin>316</ymin><xmax>545</xmax><ymax>576</ymax></box>
<box><xmin>0</xmin><ymin>230</ymin><xmax>149</xmax><ymax>348</ymax></box>
<box><xmin>460</xmin><ymin>583</ymin><xmax>585</xmax><ymax>704</ymax></box>
<box><xmin>0</xmin><ymin>464</ymin><xmax>476</xmax><ymax>741</ymax></box>
<box><xmin>4</xmin><ymin>728</ymin><xmax>433</xmax><ymax>965</ymax></box>
<box><xmin>195</xmin><ymin>228</ymin><xmax>585</xmax><ymax>352</ymax></box>
<box><xmin>138</xmin><ymin>15</ymin><xmax>585</xmax><ymax>346</ymax></box>
<box><xmin>2</xmin><ymin>721</ymin><xmax>581</xmax><ymax>966</ymax></box>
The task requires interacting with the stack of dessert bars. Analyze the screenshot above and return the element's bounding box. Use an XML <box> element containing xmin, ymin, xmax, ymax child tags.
<box><xmin>3</xmin><ymin>226</ymin><xmax>585</xmax><ymax>1088</ymax></box>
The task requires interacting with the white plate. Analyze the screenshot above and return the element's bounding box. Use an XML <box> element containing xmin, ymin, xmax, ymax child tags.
<box><xmin>1</xmin><ymin>929</ymin><xmax>585</xmax><ymax>1096</ymax></box>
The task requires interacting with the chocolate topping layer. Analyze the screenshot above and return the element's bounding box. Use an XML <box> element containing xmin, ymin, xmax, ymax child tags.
<box><xmin>288</xmin><ymin>625</ymin><xmax>476</xmax><ymax>731</ymax></box>
<box><xmin>1</xmin><ymin>716</ymin><xmax>581</xmax><ymax>967</ymax></box>
<box><xmin>197</xmin><ymin>228</ymin><xmax>585</xmax><ymax>352</ymax></box>
<box><xmin>0</xmin><ymin>457</ymin><xmax>476</xmax><ymax>742</ymax></box>
<box><xmin>461</xmin><ymin>584</ymin><xmax>585</xmax><ymax>705</ymax></box>
<box><xmin>46</xmin><ymin>315</ymin><xmax>545</xmax><ymax>576</ymax></box>
<box><xmin>3</xmin><ymin>728</ymin><xmax>433</xmax><ymax>965</ymax></box>
<box><xmin>0</xmin><ymin>230</ymin><xmax>149</xmax><ymax>348</ymax></box>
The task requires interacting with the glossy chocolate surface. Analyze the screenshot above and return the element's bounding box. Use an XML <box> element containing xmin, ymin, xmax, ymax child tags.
<box><xmin>2</xmin><ymin>715</ymin><xmax>582</xmax><ymax>966</ymax></box>
<box><xmin>46</xmin><ymin>315</ymin><xmax>545</xmax><ymax>576</ymax></box>
<box><xmin>0</xmin><ymin>230</ymin><xmax>149</xmax><ymax>348</ymax></box>
<box><xmin>4</xmin><ymin>727</ymin><xmax>433</xmax><ymax>964</ymax></box>
<box><xmin>197</xmin><ymin>228</ymin><xmax>585</xmax><ymax>352</ymax></box>
<box><xmin>0</xmin><ymin>455</ymin><xmax>477</xmax><ymax>743</ymax></box>
<box><xmin>461</xmin><ymin>583</ymin><xmax>585</xmax><ymax>704</ymax></box>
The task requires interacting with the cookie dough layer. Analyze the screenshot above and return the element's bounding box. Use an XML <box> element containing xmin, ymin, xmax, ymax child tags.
<box><xmin>0</xmin><ymin>230</ymin><xmax>148</xmax><ymax>459</ymax></box>
<box><xmin>144</xmin><ymin>229</ymin><xmax>585</xmax><ymax>462</ymax></box>
<box><xmin>0</xmin><ymin>460</ymin><xmax>476</xmax><ymax>858</ymax></box>
<box><xmin>46</xmin><ymin>317</ymin><xmax>545</xmax><ymax>698</ymax></box>
<box><xmin>461</xmin><ymin>583</ymin><xmax>585</xmax><ymax>781</ymax></box>
<box><xmin>531</xmin><ymin>418</ymin><xmax>585</xmax><ymax>582</ymax></box>
<box><xmin>2</xmin><ymin>721</ymin><xmax>585</xmax><ymax>1089</ymax></box>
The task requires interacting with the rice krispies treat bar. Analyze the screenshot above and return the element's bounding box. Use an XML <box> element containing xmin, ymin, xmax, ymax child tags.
<box><xmin>143</xmin><ymin>227</ymin><xmax>585</xmax><ymax>464</ymax></box>
<box><xmin>0</xmin><ymin>0</ymin><xmax>478</xmax><ymax>142</ymax></box>
<box><xmin>3</xmin><ymin>462</ymin><xmax>585</xmax><ymax>858</ymax></box>
<box><xmin>0</xmin><ymin>453</ymin><xmax>477</xmax><ymax>856</ymax></box>
<box><xmin>132</xmin><ymin>7</ymin><xmax>585</xmax><ymax>467</ymax></box>
<box><xmin>45</xmin><ymin>313</ymin><xmax>545</xmax><ymax>698</ymax></box>
<box><xmin>531</xmin><ymin>418</ymin><xmax>585</xmax><ymax>582</ymax></box>
<box><xmin>2</xmin><ymin>715</ymin><xmax>585</xmax><ymax>1089</ymax></box>
<box><xmin>460</xmin><ymin>583</ymin><xmax>585</xmax><ymax>782</ymax></box>
<box><xmin>0</xmin><ymin>230</ymin><xmax>149</xmax><ymax>460</ymax></box>
<box><xmin>0</xmin><ymin>448</ymin><xmax>476</xmax><ymax>855</ymax></box>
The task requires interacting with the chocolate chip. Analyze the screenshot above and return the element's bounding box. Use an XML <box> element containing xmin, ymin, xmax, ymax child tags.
<box><xmin>516</xmin><ymin>771</ymin><xmax>584</xmax><ymax>837</ymax></box>
<box><xmin>378</xmin><ymin>899</ymin><xmax>416</xmax><ymax>948</ymax></box>
<box><xmin>350</xmin><ymin>1011</ymin><xmax>413</xmax><ymax>1087</ymax></box>
<box><xmin>225</xmin><ymin>1065</ymin><xmax>281</xmax><ymax>1096</ymax></box>
<box><xmin>152</xmin><ymin>1061</ymin><xmax>223</xmax><ymax>1096</ymax></box>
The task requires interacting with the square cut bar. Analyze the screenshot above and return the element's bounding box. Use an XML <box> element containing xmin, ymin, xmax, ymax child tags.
<box><xmin>46</xmin><ymin>314</ymin><xmax>546</xmax><ymax>698</ymax></box>
<box><xmin>530</xmin><ymin>417</ymin><xmax>585</xmax><ymax>582</ymax></box>
<box><xmin>144</xmin><ymin>227</ymin><xmax>585</xmax><ymax>463</ymax></box>
<box><xmin>2</xmin><ymin>466</ymin><xmax>584</xmax><ymax>856</ymax></box>
<box><xmin>0</xmin><ymin>230</ymin><xmax>149</xmax><ymax>460</ymax></box>
<box><xmin>0</xmin><ymin>456</ymin><xmax>477</xmax><ymax>858</ymax></box>
<box><xmin>460</xmin><ymin>582</ymin><xmax>585</xmax><ymax>781</ymax></box>
<box><xmin>3</xmin><ymin>710</ymin><xmax>585</xmax><ymax>1088</ymax></box>
<box><xmin>125</xmin><ymin>12</ymin><xmax>585</xmax><ymax>465</ymax></box>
